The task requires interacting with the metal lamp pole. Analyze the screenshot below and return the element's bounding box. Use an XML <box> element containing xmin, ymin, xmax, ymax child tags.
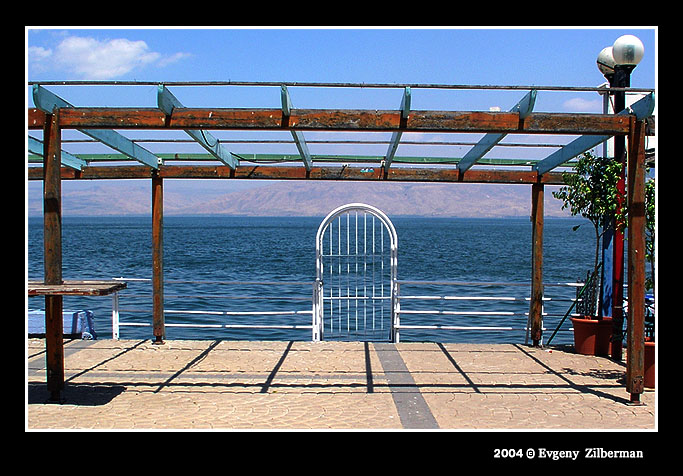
<box><xmin>597</xmin><ymin>35</ymin><xmax>644</xmax><ymax>360</ymax></box>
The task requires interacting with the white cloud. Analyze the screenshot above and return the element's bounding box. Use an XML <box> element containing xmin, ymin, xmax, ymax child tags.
<box><xmin>28</xmin><ymin>45</ymin><xmax>52</xmax><ymax>61</ymax></box>
<box><xmin>28</xmin><ymin>35</ymin><xmax>189</xmax><ymax>79</ymax></box>
<box><xmin>562</xmin><ymin>97</ymin><xmax>602</xmax><ymax>113</ymax></box>
<box><xmin>55</xmin><ymin>36</ymin><xmax>159</xmax><ymax>79</ymax></box>
<box><xmin>158</xmin><ymin>52</ymin><xmax>192</xmax><ymax>67</ymax></box>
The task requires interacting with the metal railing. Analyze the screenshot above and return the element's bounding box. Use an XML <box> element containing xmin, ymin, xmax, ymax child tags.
<box><xmin>109</xmin><ymin>276</ymin><xmax>585</xmax><ymax>344</ymax></box>
<box><xmin>111</xmin><ymin>278</ymin><xmax>315</xmax><ymax>340</ymax></box>
<box><xmin>546</xmin><ymin>264</ymin><xmax>602</xmax><ymax>346</ymax></box>
<box><xmin>394</xmin><ymin>280</ymin><xmax>584</xmax><ymax>344</ymax></box>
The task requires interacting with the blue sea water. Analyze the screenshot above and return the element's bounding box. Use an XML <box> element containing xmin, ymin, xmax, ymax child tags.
<box><xmin>27</xmin><ymin>215</ymin><xmax>599</xmax><ymax>344</ymax></box>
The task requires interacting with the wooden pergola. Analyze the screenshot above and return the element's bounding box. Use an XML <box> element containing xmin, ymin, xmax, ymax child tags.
<box><xmin>27</xmin><ymin>81</ymin><xmax>654</xmax><ymax>403</ymax></box>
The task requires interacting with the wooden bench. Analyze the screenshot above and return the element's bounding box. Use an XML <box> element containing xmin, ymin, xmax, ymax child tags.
<box><xmin>28</xmin><ymin>280</ymin><xmax>127</xmax><ymax>296</ymax></box>
<box><xmin>28</xmin><ymin>280</ymin><xmax>127</xmax><ymax>401</ymax></box>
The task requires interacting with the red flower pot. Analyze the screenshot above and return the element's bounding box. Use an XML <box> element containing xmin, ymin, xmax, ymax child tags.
<box><xmin>570</xmin><ymin>317</ymin><xmax>613</xmax><ymax>356</ymax></box>
<box><xmin>644</xmin><ymin>341</ymin><xmax>655</xmax><ymax>388</ymax></box>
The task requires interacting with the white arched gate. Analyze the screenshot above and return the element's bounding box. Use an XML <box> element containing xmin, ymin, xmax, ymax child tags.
<box><xmin>313</xmin><ymin>204</ymin><xmax>398</xmax><ymax>342</ymax></box>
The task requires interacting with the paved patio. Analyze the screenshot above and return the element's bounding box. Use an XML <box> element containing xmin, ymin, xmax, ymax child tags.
<box><xmin>26</xmin><ymin>338</ymin><xmax>656</xmax><ymax>430</ymax></box>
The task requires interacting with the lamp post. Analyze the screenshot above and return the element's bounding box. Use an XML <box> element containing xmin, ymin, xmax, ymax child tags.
<box><xmin>597</xmin><ymin>46</ymin><xmax>617</xmax><ymax>327</ymax></box>
<box><xmin>597</xmin><ymin>35</ymin><xmax>644</xmax><ymax>361</ymax></box>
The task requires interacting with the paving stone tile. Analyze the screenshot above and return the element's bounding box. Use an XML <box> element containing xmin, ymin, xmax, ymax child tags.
<box><xmin>27</xmin><ymin>339</ymin><xmax>656</xmax><ymax>430</ymax></box>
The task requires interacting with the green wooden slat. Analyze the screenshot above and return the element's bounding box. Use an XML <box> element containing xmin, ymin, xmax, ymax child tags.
<box><xmin>28</xmin><ymin>136</ymin><xmax>86</xmax><ymax>170</ymax></box>
<box><xmin>157</xmin><ymin>85</ymin><xmax>238</xmax><ymax>169</ymax></box>
<box><xmin>280</xmin><ymin>85</ymin><xmax>312</xmax><ymax>171</ymax></box>
<box><xmin>28</xmin><ymin>151</ymin><xmax>568</xmax><ymax>168</ymax></box>
<box><xmin>32</xmin><ymin>85</ymin><xmax>160</xmax><ymax>169</ymax></box>
<box><xmin>533</xmin><ymin>92</ymin><xmax>654</xmax><ymax>175</ymax></box>
<box><xmin>457</xmin><ymin>90</ymin><xmax>537</xmax><ymax>173</ymax></box>
<box><xmin>384</xmin><ymin>87</ymin><xmax>411</xmax><ymax>171</ymax></box>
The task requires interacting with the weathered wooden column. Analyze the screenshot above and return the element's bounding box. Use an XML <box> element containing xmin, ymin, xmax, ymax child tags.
<box><xmin>152</xmin><ymin>171</ymin><xmax>165</xmax><ymax>344</ymax></box>
<box><xmin>43</xmin><ymin>108</ymin><xmax>64</xmax><ymax>401</ymax></box>
<box><xmin>626</xmin><ymin>118</ymin><xmax>647</xmax><ymax>403</ymax></box>
<box><xmin>529</xmin><ymin>183</ymin><xmax>544</xmax><ymax>346</ymax></box>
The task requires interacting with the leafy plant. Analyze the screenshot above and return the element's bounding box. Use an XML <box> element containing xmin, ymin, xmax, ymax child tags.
<box><xmin>552</xmin><ymin>151</ymin><xmax>624</xmax><ymax>281</ymax></box>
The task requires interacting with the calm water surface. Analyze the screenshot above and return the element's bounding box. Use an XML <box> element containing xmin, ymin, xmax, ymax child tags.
<box><xmin>28</xmin><ymin>215</ymin><xmax>598</xmax><ymax>344</ymax></box>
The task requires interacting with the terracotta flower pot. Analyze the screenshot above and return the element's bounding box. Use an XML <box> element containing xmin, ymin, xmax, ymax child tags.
<box><xmin>570</xmin><ymin>316</ymin><xmax>613</xmax><ymax>356</ymax></box>
<box><xmin>644</xmin><ymin>340</ymin><xmax>655</xmax><ymax>388</ymax></box>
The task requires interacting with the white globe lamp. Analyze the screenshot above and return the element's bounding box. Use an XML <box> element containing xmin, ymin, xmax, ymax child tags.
<box><xmin>597</xmin><ymin>46</ymin><xmax>616</xmax><ymax>76</ymax></box>
<box><xmin>612</xmin><ymin>35</ymin><xmax>644</xmax><ymax>66</ymax></box>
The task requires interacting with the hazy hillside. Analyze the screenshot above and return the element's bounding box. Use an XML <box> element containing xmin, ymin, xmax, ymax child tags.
<box><xmin>27</xmin><ymin>180</ymin><xmax>571</xmax><ymax>218</ymax></box>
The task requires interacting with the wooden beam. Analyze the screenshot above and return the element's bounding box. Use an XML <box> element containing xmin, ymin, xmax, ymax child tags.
<box><xmin>529</xmin><ymin>183</ymin><xmax>544</xmax><ymax>346</ymax></box>
<box><xmin>157</xmin><ymin>85</ymin><xmax>238</xmax><ymax>169</ymax></box>
<box><xmin>43</xmin><ymin>108</ymin><xmax>64</xmax><ymax>401</ymax></box>
<box><xmin>533</xmin><ymin>135</ymin><xmax>611</xmax><ymax>175</ymax></box>
<box><xmin>152</xmin><ymin>171</ymin><xmax>165</xmax><ymax>344</ymax></box>
<box><xmin>27</xmin><ymin>152</ymin><xmax>570</xmax><ymax>167</ymax></box>
<box><xmin>281</xmin><ymin>85</ymin><xmax>312</xmax><ymax>171</ymax></box>
<box><xmin>29</xmin><ymin>164</ymin><xmax>567</xmax><ymax>184</ymax></box>
<box><xmin>458</xmin><ymin>90</ymin><xmax>537</xmax><ymax>173</ymax></box>
<box><xmin>384</xmin><ymin>87</ymin><xmax>411</xmax><ymax>173</ymax></box>
<box><xmin>533</xmin><ymin>93</ymin><xmax>655</xmax><ymax>175</ymax></box>
<box><xmin>626</xmin><ymin>118</ymin><xmax>648</xmax><ymax>403</ymax></box>
<box><xmin>53</xmin><ymin>107</ymin><xmax>632</xmax><ymax>135</ymax></box>
<box><xmin>28</xmin><ymin>280</ymin><xmax>127</xmax><ymax>296</ymax></box>
<box><xmin>28</xmin><ymin>108</ymin><xmax>46</xmax><ymax>129</ymax></box>
<box><xmin>32</xmin><ymin>85</ymin><xmax>160</xmax><ymax>169</ymax></box>
<box><xmin>28</xmin><ymin>136</ymin><xmax>86</xmax><ymax>170</ymax></box>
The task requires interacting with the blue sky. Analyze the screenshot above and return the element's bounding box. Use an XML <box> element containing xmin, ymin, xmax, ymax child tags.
<box><xmin>27</xmin><ymin>27</ymin><xmax>655</xmax><ymax>107</ymax></box>
<box><xmin>26</xmin><ymin>27</ymin><xmax>657</xmax><ymax>200</ymax></box>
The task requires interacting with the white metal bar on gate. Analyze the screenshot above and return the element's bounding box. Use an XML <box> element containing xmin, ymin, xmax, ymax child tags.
<box><xmin>315</xmin><ymin>203</ymin><xmax>398</xmax><ymax>341</ymax></box>
<box><xmin>322</xmin><ymin>295</ymin><xmax>391</xmax><ymax>300</ymax></box>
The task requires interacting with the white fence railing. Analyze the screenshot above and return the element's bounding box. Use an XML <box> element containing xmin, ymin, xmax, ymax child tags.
<box><xmin>393</xmin><ymin>280</ymin><xmax>584</xmax><ymax>344</ymax></box>
<box><xmin>111</xmin><ymin>278</ymin><xmax>314</xmax><ymax>340</ymax></box>
<box><xmin>109</xmin><ymin>277</ymin><xmax>584</xmax><ymax>344</ymax></box>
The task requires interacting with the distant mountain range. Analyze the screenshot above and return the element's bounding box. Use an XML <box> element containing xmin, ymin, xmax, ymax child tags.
<box><xmin>27</xmin><ymin>180</ymin><xmax>572</xmax><ymax>218</ymax></box>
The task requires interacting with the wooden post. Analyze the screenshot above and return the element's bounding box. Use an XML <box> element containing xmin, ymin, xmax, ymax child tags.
<box><xmin>529</xmin><ymin>183</ymin><xmax>544</xmax><ymax>346</ymax></box>
<box><xmin>152</xmin><ymin>171</ymin><xmax>165</xmax><ymax>344</ymax></box>
<box><xmin>43</xmin><ymin>108</ymin><xmax>64</xmax><ymax>401</ymax></box>
<box><xmin>626</xmin><ymin>118</ymin><xmax>647</xmax><ymax>403</ymax></box>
